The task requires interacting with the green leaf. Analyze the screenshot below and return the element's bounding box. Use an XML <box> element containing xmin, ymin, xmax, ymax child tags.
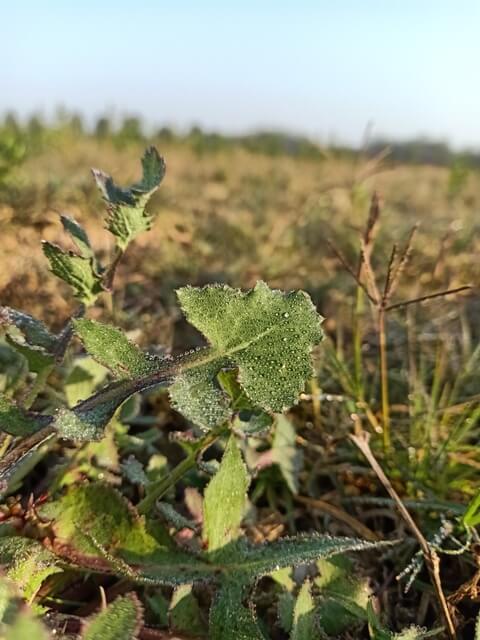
<box><xmin>0</xmin><ymin>577</ymin><xmax>50</xmax><ymax>640</ymax></box>
<box><xmin>0</xmin><ymin>537</ymin><xmax>62</xmax><ymax>605</ymax></box>
<box><xmin>82</xmin><ymin>593</ymin><xmax>142</xmax><ymax>640</ymax></box>
<box><xmin>315</xmin><ymin>556</ymin><xmax>370</xmax><ymax>635</ymax></box>
<box><xmin>169</xmin><ymin>584</ymin><xmax>206</xmax><ymax>636</ymax></box>
<box><xmin>171</xmin><ymin>281</ymin><xmax>324</xmax><ymax>429</ymax></box>
<box><xmin>73</xmin><ymin>319</ymin><xmax>157</xmax><ymax>379</ymax></box>
<box><xmin>272</xmin><ymin>414</ymin><xmax>302</xmax><ymax>494</ymax></box>
<box><xmin>60</xmin><ymin>214</ymin><xmax>94</xmax><ymax>259</ymax></box>
<box><xmin>291</xmin><ymin>580</ymin><xmax>316</xmax><ymax>640</ymax></box>
<box><xmin>462</xmin><ymin>491</ymin><xmax>480</xmax><ymax>527</ymax></box>
<box><xmin>224</xmin><ymin>535</ymin><xmax>394</xmax><ymax>582</ymax></box>
<box><xmin>92</xmin><ymin>146</ymin><xmax>165</xmax><ymax>250</ymax></box>
<box><xmin>54</xmin><ymin>378</ymin><xmax>148</xmax><ymax>441</ymax></box>
<box><xmin>125</xmin><ymin>535</ymin><xmax>393</xmax><ymax>587</ymax></box>
<box><xmin>0</xmin><ymin>395</ymin><xmax>50</xmax><ymax>436</ymax></box>
<box><xmin>209</xmin><ymin>579</ymin><xmax>266</xmax><ymax>640</ymax></box>
<box><xmin>39</xmin><ymin>483</ymin><xmax>168</xmax><ymax>562</ymax></box>
<box><xmin>218</xmin><ymin>369</ymin><xmax>273</xmax><ymax>434</ymax></box>
<box><xmin>203</xmin><ymin>435</ymin><xmax>250</xmax><ymax>554</ymax></box>
<box><xmin>277</xmin><ymin>591</ymin><xmax>295</xmax><ymax>632</ymax></box>
<box><xmin>42</xmin><ymin>241</ymin><xmax>104</xmax><ymax>306</ymax></box>
<box><xmin>6</xmin><ymin>336</ymin><xmax>54</xmax><ymax>375</ymax></box>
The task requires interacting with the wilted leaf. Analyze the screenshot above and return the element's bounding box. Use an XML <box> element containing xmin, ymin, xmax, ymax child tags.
<box><xmin>82</xmin><ymin>593</ymin><xmax>143</xmax><ymax>640</ymax></box>
<box><xmin>203</xmin><ymin>435</ymin><xmax>250</xmax><ymax>554</ymax></box>
<box><xmin>73</xmin><ymin>319</ymin><xmax>157</xmax><ymax>379</ymax></box>
<box><xmin>170</xmin><ymin>281</ymin><xmax>323</xmax><ymax>429</ymax></box>
<box><xmin>1</xmin><ymin>307</ymin><xmax>57</xmax><ymax>374</ymax></box>
<box><xmin>42</xmin><ymin>241</ymin><xmax>104</xmax><ymax>306</ymax></box>
<box><xmin>291</xmin><ymin>580</ymin><xmax>316</xmax><ymax>640</ymax></box>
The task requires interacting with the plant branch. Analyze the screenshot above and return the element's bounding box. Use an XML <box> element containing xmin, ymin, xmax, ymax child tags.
<box><xmin>326</xmin><ymin>238</ymin><xmax>377</xmax><ymax>304</ymax></box>
<box><xmin>385</xmin><ymin>285</ymin><xmax>473</xmax><ymax>312</ymax></box>
<box><xmin>137</xmin><ymin>423</ymin><xmax>229</xmax><ymax>515</ymax></box>
<box><xmin>350</xmin><ymin>429</ymin><xmax>457</xmax><ymax>640</ymax></box>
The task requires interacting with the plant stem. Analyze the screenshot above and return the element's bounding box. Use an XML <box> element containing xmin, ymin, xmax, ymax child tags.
<box><xmin>353</xmin><ymin>286</ymin><xmax>364</xmax><ymax>400</ymax></box>
<box><xmin>378</xmin><ymin>306</ymin><xmax>390</xmax><ymax>452</ymax></box>
<box><xmin>23</xmin><ymin>364</ymin><xmax>54</xmax><ymax>410</ymax></box>
<box><xmin>137</xmin><ymin>424</ymin><xmax>229</xmax><ymax>515</ymax></box>
<box><xmin>350</xmin><ymin>430</ymin><xmax>457</xmax><ymax>640</ymax></box>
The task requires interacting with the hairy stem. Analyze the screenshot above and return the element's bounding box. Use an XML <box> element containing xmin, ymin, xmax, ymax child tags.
<box><xmin>23</xmin><ymin>364</ymin><xmax>54</xmax><ymax>410</ymax></box>
<box><xmin>137</xmin><ymin>423</ymin><xmax>229</xmax><ymax>515</ymax></box>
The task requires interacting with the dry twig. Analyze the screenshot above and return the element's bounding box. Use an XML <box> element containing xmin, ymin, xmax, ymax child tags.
<box><xmin>350</xmin><ymin>428</ymin><xmax>457</xmax><ymax>640</ymax></box>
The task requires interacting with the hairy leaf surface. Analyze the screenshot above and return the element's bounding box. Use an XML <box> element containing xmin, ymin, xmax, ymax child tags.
<box><xmin>92</xmin><ymin>146</ymin><xmax>165</xmax><ymax>250</ymax></box>
<box><xmin>73</xmin><ymin>319</ymin><xmax>157</xmax><ymax>379</ymax></box>
<box><xmin>291</xmin><ymin>580</ymin><xmax>316</xmax><ymax>640</ymax></box>
<box><xmin>171</xmin><ymin>281</ymin><xmax>323</xmax><ymax>429</ymax></box>
<box><xmin>82</xmin><ymin>593</ymin><xmax>143</xmax><ymax>640</ymax></box>
<box><xmin>0</xmin><ymin>395</ymin><xmax>51</xmax><ymax>436</ymax></box>
<box><xmin>209</xmin><ymin>579</ymin><xmax>266</xmax><ymax>640</ymax></box>
<box><xmin>0</xmin><ymin>537</ymin><xmax>63</xmax><ymax>604</ymax></box>
<box><xmin>42</xmin><ymin>241</ymin><xmax>104</xmax><ymax>306</ymax></box>
<box><xmin>203</xmin><ymin>435</ymin><xmax>250</xmax><ymax>553</ymax></box>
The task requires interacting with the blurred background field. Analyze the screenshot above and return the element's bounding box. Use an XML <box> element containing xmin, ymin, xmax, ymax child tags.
<box><xmin>2</xmin><ymin>114</ymin><xmax>479</xmax><ymax>333</ymax></box>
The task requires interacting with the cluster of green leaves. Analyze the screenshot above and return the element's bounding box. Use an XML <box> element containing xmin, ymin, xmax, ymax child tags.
<box><xmin>42</xmin><ymin>146</ymin><xmax>164</xmax><ymax>306</ymax></box>
<box><xmin>0</xmin><ymin>147</ymin><xmax>448</xmax><ymax>639</ymax></box>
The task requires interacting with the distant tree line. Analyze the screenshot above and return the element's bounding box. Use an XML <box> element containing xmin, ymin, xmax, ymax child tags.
<box><xmin>1</xmin><ymin>110</ymin><xmax>479</xmax><ymax>168</ymax></box>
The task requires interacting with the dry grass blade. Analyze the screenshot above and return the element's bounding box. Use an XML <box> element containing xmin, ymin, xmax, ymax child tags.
<box><xmin>295</xmin><ymin>494</ymin><xmax>380</xmax><ymax>542</ymax></box>
<box><xmin>350</xmin><ymin>428</ymin><xmax>457</xmax><ymax>640</ymax></box>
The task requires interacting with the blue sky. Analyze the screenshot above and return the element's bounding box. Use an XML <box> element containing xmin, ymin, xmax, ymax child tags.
<box><xmin>3</xmin><ymin>1</ymin><xmax>480</xmax><ymax>148</ymax></box>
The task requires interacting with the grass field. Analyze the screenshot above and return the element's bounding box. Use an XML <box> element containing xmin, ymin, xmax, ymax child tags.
<box><xmin>1</xmin><ymin>122</ymin><xmax>480</xmax><ymax>638</ymax></box>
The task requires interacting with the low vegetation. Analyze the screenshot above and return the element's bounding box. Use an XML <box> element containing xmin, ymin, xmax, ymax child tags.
<box><xmin>1</xmin><ymin>120</ymin><xmax>480</xmax><ymax>638</ymax></box>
